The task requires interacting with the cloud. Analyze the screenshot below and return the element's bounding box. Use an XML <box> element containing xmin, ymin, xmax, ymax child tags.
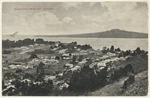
<box><xmin>2</xmin><ymin>2</ymin><xmax>148</xmax><ymax>35</ymax></box>
<box><xmin>60</xmin><ymin>2</ymin><xmax>81</xmax><ymax>10</ymax></box>
<box><xmin>62</xmin><ymin>17</ymin><xmax>72</xmax><ymax>23</ymax></box>
<box><xmin>27</xmin><ymin>12</ymin><xmax>63</xmax><ymax>34</ymax></box>
<box><xmin>30</xmin><ymin>12</ymin><xmax>62</xmax><ymax>25</ymax></box>
<box><xmin>2</xmin><ymin>13</ymin><xmax>30</xmax><ymax>34</ymax></box>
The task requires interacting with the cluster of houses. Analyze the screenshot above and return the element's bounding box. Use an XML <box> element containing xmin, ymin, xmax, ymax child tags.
<box><xmin>37</xmin><ymin>52</ymin><xmax>129</xmax><ymax>90</ymax></box>
<box><xmin>3</xmin><ymin>41</ymin><xmax>134</xmax><ymax>95</ymax></box>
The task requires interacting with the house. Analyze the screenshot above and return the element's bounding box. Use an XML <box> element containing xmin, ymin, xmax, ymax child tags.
<box><xmin>29</xmin><ymin>45</ymin><xmax>34</xmax><ymax>47</ymax></box>
<box><xmin>78</xmin><ymin>59</ymin><xmax>88</xmax><ymax>66</ymax></box>
<box><xmin>21</xmin><ymin>46</ymin><xmax>29</xmax><ymax>50</ymax></box>
<box><xmin>59</xmin><ymin>49</ymin><xmax>67</xmax><ymax>54</ymax></box>
<box><xmin>58</xmin><ymin>73</ymin><xmax>63</xmax><ymax>77</ymax></box>
<box><xmin>34</xmin><ymin>43</ymin><xmax>38</xmax><ymax>45</ymax></box>
<box><xmin>59</xmin><ymin>82</ymin><xmax>69</xmax><ymax>90</ymax></box>
<box><xmin>55</xmin><ymin>41</ymin><xmax>60</xmax><ymax>47</ymax></box>
<box><xmin>79</xmin><ymin>50</ymin><xmax>88</xmax><ymax>55</ymax></box>
<box><xmin>43</xmin><ymin>59</ymin><xmax>59</xmax><ymax>64</ymax></box>
<box><xmin>64</xmin><ymin>63</ymin><xmax>74</xmax><ymax>68</ymax></box>
<box><xmin>70</xmin><ymin>65</ymin><xmax>81</xmax><ymax>72</ymax></box>
<box><xmin>97</xmin><ymin>62</ymin><xmax>106</xmax><ymax>67</ymax></box>
<box><xmin>9</xmin><ymin>65</ymin><xmax>16</xmax><ymax>69</ymax></box>
<box><xmin>3</xmin><ymin>67</ymin><xmax>8</xmax><ymax>70</ymax></box>
<box><xmin>52</xmin><ymin>48</ymin><xmax>58</xmax><ymax>51</ymax></box>
<box><xmin>94</xmin><ymin>50</ymin><xmax>103</xmax><ymax>55</ymax></box>
<box><xmin>36</xmin><ymin>62</ymin><xmax>45</xmax><ymax>75</ymax></box>
<box><xmin>44</xmin><ymin>75</ymin><xmax>56</xmax><ymax>81</ymax></box>
<box><xmin>62</xmin><ymin>53</ymin><xmax>71</xmax><ymax>60</ymax></box>
<box><xmin>50</xmin><ymin>55</ymin><xmax>56</xmax><ymax>60</ymax></box>
<box><xmin>101</xmin><ymin>52</ymin><xmax>116</xmax><ymax>60</ymax></box>
<box><xmin>21</xmin><ymin>79</ymin><xmax>31</xmax><ymax>83</ymax></box>
<box><xmin>71</xmin><ymin>52</ymin><xmax>80</xmax><ymax>56</ymax></box>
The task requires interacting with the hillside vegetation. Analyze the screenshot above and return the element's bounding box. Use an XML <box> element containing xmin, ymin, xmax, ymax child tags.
<box><xmin>87</xmin><ymin>70</ymin><xmax>148</xmax><ymax>96</ymax></box>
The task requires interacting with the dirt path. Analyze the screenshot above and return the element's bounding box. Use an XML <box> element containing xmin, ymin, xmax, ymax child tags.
<box><xmin>87</xmin><ymin>70</ymin><xmax>148</xmax><ymax>96</ymax></box>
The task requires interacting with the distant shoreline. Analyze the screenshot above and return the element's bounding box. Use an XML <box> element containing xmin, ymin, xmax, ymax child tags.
<box><xmin>35</xmin><ymin>29</ymin><xmax>148</xmax><ymax>38</ymax></box>
<box><xmin>35</xmin><ymin>35</ymin><xmax>148</xmax><ymax>39</ymax></box>
<box><xmin>2</xmin><ymin>29</ymin><xmax>148</xmax><ymax>39</ymax></box>
<box><xmin>2</xmin><ymin>35</ymin><xmax>148</xmax><ymax>39</ymax></box>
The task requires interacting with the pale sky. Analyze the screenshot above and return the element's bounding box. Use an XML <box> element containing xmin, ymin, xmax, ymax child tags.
<box><xmin>2</xmin><ymin>2</ymin><xmax>148</xmax><ymax>35</ymax></box>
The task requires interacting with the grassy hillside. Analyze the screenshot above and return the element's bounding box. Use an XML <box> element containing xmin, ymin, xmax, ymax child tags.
<box><xmin>87</xmin><ymin>70</ymin><xmax>148</xmax><ymax>96</ymax></box>
<box><xmin>117</xmin><ymin>54</ymin><xmax>148</xmax><ymax>74</ymax></box>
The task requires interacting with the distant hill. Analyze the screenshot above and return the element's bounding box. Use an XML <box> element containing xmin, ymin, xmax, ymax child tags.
<box><xmin>38</xmin><ymin>29</ymin><xmax>148</xmax><ymax>38</ymax></box>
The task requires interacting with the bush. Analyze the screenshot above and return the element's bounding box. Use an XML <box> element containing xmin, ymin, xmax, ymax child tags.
<box><xmin>16</xmin><ymin>69</ymin><xmax>23</xmax><ymax>73</ymax></box>
<box><xmin>29</xmin><ymin>53</ymin><xmax>38</xmax><ymax>59</ymax></box>
<box><xmin>68</xmin><ymin>66</ymin><xmax>108</xmax><ymax>92</ymax></box>
<box><xmin>110</xmin><ymin>46</ymin><xmax>115</xmax><ymax>53</ymax></box>
<box><xmin>3</xmin><ymin>50</ymin><xmax>11</xmax><ymax>54</ymax></box>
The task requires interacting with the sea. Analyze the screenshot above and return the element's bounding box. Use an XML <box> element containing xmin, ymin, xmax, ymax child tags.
<box><xmin>2</xmin><ymin>35</ymin><xmax>148</xmax><ymax>51</ymax></box>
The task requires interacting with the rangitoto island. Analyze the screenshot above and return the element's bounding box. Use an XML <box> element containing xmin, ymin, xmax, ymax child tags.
<box><xmin>37</xmin><ymin>29</ymin><xmax>148</xmax><ymax>38</ymax></box>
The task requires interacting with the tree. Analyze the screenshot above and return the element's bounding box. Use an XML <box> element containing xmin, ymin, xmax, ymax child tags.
<box><xmin>55</xmin><ymin>56</ymin><xmax>60</xmax><ymax>60</ymax></box>
<box><xmin>80</xmin><ymin>44</ymin><xmax>92</xmax><ymax>50</ymax></box>
<box><xmin>16</xmin><ymin>69</ymin><xmax>23</xmax><ymax>73</ymax></box>
<box><xmin>110</xmin><ymin>45</ymin><xmax>115</xmax><ymax>53</ymax></box>
<box><xmin>68</xmin><ymin>65</ymin><xmax>99</xmax><ymax>92</ymax></box>
<box><xmin>134</xmin><ymin>47</ymin><xmax>141</xmax><ymax>54</ymax></box>
<box><xmin>58</xmin><ymin>43</ymin><xmax>66</xmax><ymax>49</ymax></box>
<box><xmin>96</xmin><ymin>67</ymin><xmax>108</xmax><ymax>87</ymax></box>
<box><xmin>29</xmin><ymin>53</ymin><xmax>38</xmax><ymax>59</ymax></box>
<box><xmin>3</xmin><ymin>50</ymin><xmax>11</xmax><ymax>54</ymax></box>
<box><xmin>2</xmin><ymin>80</ymin><xmax>6</xmax><ymax>89</ymax></box>
<box><xmin>35</xmin><ymin>38</ymin><xmax>44</xmax><ymax>44</ymax></box>
<box><xmin>22</xmin><ymin>38</ymin><xmax>34</xmax><ymax>46</ymax></box>
<box><xmin>106</xmin><ymin>48</ymin><xmax>110</xmax><ymax>53</ymax></box>
<box><xmin>102</xmin><ymin>47</ymin><xmax>107</xmax><ymax>53</ymax></box>
<box><xmin>36</xmin><ymin>62</ymin><xmax>45</xmax><ymax>75</ymax></box>
<box><xmin>115</xmin><ymin>48</ymin><xmax>121</xmax><ymax>52</ymax></box>
<box><xmin>68</xmin><ymin>65</ymin><xmax>108</xmax><ymax>92</ymax></box>
<box><xmin>71</xmin><ymin>55</ymin><xmax>77</xmax><ymax>64</ymax></box>
<box><xmin>78</xmin><ymin>55</ymin><xmax>83</xmax><ymax>62</ymax></box>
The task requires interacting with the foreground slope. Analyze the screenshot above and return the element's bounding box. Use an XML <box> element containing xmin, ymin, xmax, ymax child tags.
<box><xmin>87</xmin><ymin>70</ymin><xmax>148</xmax><ymax>96</ymax></box>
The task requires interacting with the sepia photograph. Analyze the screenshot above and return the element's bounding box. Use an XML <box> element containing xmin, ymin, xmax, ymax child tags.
<box><xmin>2</xmin><ymin>1</ymin><xmax>148</xmax><ymax>96</ymax></box>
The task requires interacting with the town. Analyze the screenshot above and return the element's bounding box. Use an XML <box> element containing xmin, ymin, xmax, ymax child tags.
<box><xmin>2</xmin><ymin>38</ymin><xmax>148</xmax><ymax>96</ymax></box>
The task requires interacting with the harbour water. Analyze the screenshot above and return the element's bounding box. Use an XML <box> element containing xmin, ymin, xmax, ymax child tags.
<box><xmin>2</xmin><ymin>35</ymin><xmax>148</xmax><ymax>51</ymax></box>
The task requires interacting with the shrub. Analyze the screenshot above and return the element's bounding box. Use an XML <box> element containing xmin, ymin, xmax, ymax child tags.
<box><xmin>3</xmin><ymin>50</ymin><xmax>11</xmax><ymax>54</ymax></box>
<box><xmin>29</xmin><ymin>53</ymin><xmax>38</xmax><ymax>59</ymax></box>
<box><xmin>68</xmin><ymin>66</ymin><xmax>108</xmax><ymax>92</ymax></box>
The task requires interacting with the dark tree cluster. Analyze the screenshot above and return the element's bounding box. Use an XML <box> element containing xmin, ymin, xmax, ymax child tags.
<box><xmin>118</xmin><ymin>47</ymin><xmax>148</xmax><ymax>57</ymax></box>
<box><xmin>3</xmin><ymin>40</ymin><xmax>15</xmax><ymax>48</ymax></box>
<box><xmin>29</xmin><ymin>53</ymin><xmax>38</xmax><ymax>59</ymax></box>
<box><xmin>110</xmin><ymin>64</ymin><xmax>134</xmax><ymax>82</ymax></box>
<box><xmin>68</xmin><ymin>63</ymin><xmax>135</xmax><ymax>92</ymax></box>
<box><xmin>2</xmin><ymin>79</ymin><xmax>53</xmax><ymax>96</ymax></box>
<box><xmin>3</xmin><ymin>62</ymin><xmax>53</xmax><ymax>96</ymax></box>
<box><xmin>102</xmin><ymin>46</ymin><xmax>121</xmax><ymax>54</ymax></box>
<box><xmin>58</xmin><ymin>42</ymin><xmax>77</xmax><ymax>52</ymax></box>
<box><xmin>34</xmin><ymin>49</ymin><xmax>55</xmax><ymax>54</ymax></box>
<box><xmin>132</xmin><ymin>47</ymin><xmax>147</xmax><ymax>56</ymax></box>
<box><xmin>3</xmin><ymin>50</ymin><xmax>11</xmax><ymax>54</ymax></box>
<box><xmin>68</xmin><ymin>65</ymin><xmax>108</xmax><ymax>92</ymax></box>
<box><xmin>2</xmin><ymin>38</ymin><xmax>56</xmax><ymax>48</ymax></box>
<box><xmin>77</xmin><ymin>44</ymin><xmax>92</xmax><ymax>50</ymax></box>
